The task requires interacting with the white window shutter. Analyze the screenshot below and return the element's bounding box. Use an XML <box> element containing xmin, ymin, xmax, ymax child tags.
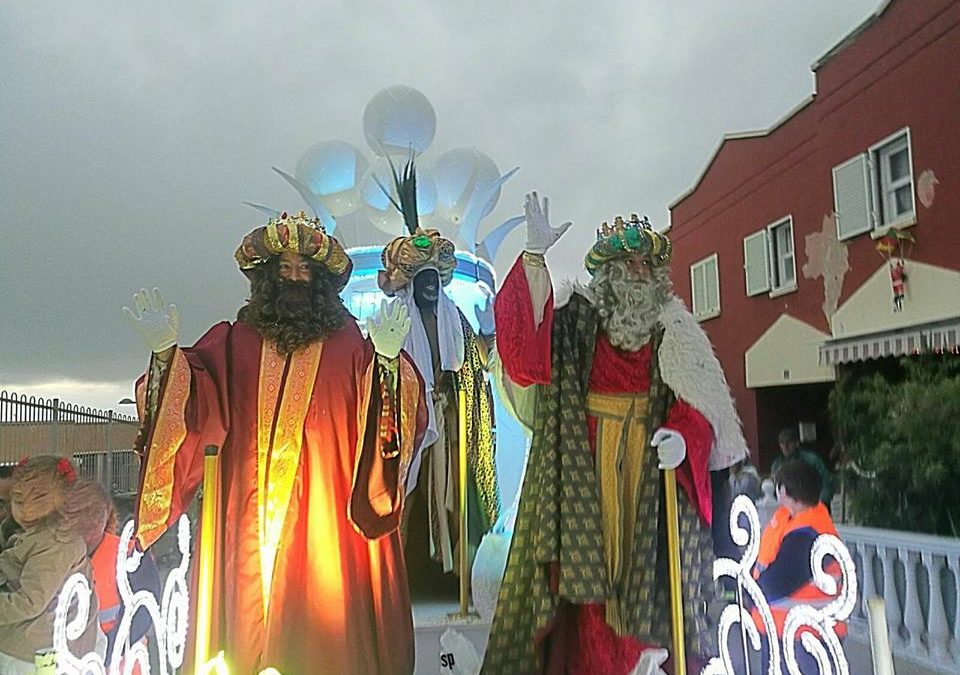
<box><xmin>691</xmin><ymin>264</ymin><xmax>706</xmax><ymax>316</ymax></box>
<box><xmin>743</xmin><ymin>229</ymin><xmax>770</xmax><ymax>296</ymax></box>
<box><xmin>706</xmin><ymin>256</ymin><xmax>720</xmax><ymax>313</ymax></box>
<box><xmin>832</xmin><ymin>153</ymin><xmax>873</xmax><ymax>240</ymax></box>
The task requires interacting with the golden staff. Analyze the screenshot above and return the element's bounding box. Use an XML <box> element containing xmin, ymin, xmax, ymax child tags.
<box><xmin>195</xmin><ymin>445</ymin><xmax>220</xmax><ymax>667</ymax></box>
<box><xmin>458</xmin><ymin>388</ymin><xmax>470</xmax><ymax>617</ymax></box>
<box><xmin>663</xmin><ymin>467</ymin><xmax>686</xmax><ymax>675</ymax></box>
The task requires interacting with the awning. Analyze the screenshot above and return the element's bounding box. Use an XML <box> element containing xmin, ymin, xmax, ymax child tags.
<box><xmin>819</xmin><ymin>316</ymin><xmax>960</xmax><ymax>366</ymax></box>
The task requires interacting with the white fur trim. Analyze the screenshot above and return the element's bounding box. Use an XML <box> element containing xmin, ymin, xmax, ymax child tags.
<box><xmin>658</xmin><ymin>297</ymin><xmax>749</xmax><ymax>471</ymax></box>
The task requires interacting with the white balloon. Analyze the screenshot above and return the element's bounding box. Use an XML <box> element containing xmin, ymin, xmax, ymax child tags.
<box><xmin>362</xmin><ymin>85</ymin><xmax>437</xmax><ymax>157</ymax></box>
<box><xmin>430</xmin><ymin>148</ymin><xmax>501</xmax><ymax>226</ymax></box>
<box><xmin>359</xmin><ymin>157</ymin><xmax>438</xmax><ymax>235</ymax></box>
<box><xmin>295</xmin><ymin>140</ymin><xmax>369</xmax><ymax>218</ymax></box>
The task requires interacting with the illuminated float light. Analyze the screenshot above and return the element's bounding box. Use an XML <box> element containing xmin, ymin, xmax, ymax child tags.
<box><xmin>700</xmin><ymin>496</ymin><xmax>856</xmax><ymax>675</ymax></box>
<box><xmin>54</xmin><ymin>516</ymin><xmax>191</xmax><ymax>675</ymax></box>
<box><xmin>54</xmin><ymin>516</ymin><xmax>286</xmax><ymax>675</ymax></box>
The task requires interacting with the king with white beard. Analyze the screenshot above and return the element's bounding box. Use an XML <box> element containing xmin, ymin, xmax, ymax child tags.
<box><xmin>482</xmin><ymin>194</ymin><xmax>748</xmax><ymax>675</ymax></box>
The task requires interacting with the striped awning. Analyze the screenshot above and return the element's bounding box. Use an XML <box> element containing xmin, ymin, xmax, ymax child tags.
<box><xmin>819</xmin><ymin>316</ymin><xmax>960</xmax><ymax>366</ymax></box>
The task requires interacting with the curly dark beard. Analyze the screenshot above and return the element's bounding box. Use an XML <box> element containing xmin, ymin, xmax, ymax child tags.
<box><xmin>237</xmin><ymin>258</ymin><xmax>348</xmax><ymax>354</ymax></box>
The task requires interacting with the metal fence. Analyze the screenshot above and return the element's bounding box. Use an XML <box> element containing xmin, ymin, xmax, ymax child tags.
<box><xmin>0</xmin><ymin>390</ymin><xmax>141</xmax><ymax>495</ymax></box>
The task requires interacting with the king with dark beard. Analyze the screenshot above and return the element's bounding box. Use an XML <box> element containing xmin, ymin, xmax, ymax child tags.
<box><xmin>482</xmin><ymin>195</ymin><xmax>748</xmax><ymax>675</ymax></box>
<box><xmin>124</xmin><ymin>212</ymin><xmax>428</xmax><ymax>675</ymax></box>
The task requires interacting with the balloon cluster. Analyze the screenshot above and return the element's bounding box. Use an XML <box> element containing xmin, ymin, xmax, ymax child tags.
<box><xmin>263</xmin><ymin>85</ymin><xmax>521</xmax><ymax>260</ymax></box>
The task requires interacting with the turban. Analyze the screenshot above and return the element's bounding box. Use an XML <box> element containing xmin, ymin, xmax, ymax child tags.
<box><xmin>377</xmin><ymin>229</ymin><xmax>456</xmax><ymax>297</ymax></box>
<box><xmin>235</xmin><ymin>211</ymin><xmax>352</xmax><ymax>291</ymax></box>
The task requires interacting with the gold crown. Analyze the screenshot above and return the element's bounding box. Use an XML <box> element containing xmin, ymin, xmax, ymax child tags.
<box><xmin>584</xmin><ymin>213</ymin><xmax>671</xmax><ymax>276</ymax></box>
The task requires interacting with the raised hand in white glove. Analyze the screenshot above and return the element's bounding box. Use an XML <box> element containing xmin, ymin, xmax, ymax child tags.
<box><xmin>651</xmin><ymin>427</ymin><xmax>686</xmax><ymax>470</ymax></box>
<box><xmin>123</xmin><ymin>288</ymin><xmax>180</xmax><ymax>354</ymax></box>
<box><xmin>367</xmin><ymin>300</ymin><xmax>411</xmax><ymax>359</ymax></box>
<box><xmin>524</xmin><ymin>191</ymin><xmax>572</xmax><ymax>255</ymax></box>
<box><xmin>474</xmin><ymin>291</ymin><xmax>496</xmax><ymax>337</ymax></box>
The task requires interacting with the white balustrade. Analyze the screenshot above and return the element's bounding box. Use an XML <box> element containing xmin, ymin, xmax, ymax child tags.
<box><xmin>838</xmin><ymin>524</ymin><xmax>960</xmax><ymax>673</ymax></box>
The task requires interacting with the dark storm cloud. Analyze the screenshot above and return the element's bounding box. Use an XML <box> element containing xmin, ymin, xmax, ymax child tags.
<box><xmin>0</xmin><ymin>0</ymin><xmax>879</xmax><ymax>393</ymax></box>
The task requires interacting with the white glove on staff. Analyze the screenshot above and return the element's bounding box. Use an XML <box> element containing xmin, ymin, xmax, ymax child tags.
<box><xmin>651</xmin><ymin>427</ymin><xmax>687</xmax><ymax>470</ymax></box>
<box><xmin>367</xmin><ymin>300</ymin><xmax>411</xmax><ymax>360</ymax></box>
<box><xmin>523</xmin><ymin>192</ymin><xmax>572</xmax><ymax>254</ymax></box>
<box><xmin>123</xmin><ymin>287</ymin><xmax>180</xmax><ymax>354</ymax></box>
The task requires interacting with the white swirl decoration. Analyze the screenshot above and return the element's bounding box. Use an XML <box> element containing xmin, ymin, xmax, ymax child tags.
<box><xmin>700</xmin><ymin>496</ymin><xmax>856</xmax><ymax>675</ymax></box>
<box><xmin>53</xmin><ymin>515</ymin><xmax>192</xmax><ymax>675</ymax></box>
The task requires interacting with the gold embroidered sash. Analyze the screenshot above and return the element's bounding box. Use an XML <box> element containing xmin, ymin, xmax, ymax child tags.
<box><xmin>585</xmin><ymin>391</ymin><xmax>649</xmax><ymax>633</ymax></box>
<box><xmin>257</xmin><ymin>341</ymin><xmax>323</xmax><ymax>615</ymax></box>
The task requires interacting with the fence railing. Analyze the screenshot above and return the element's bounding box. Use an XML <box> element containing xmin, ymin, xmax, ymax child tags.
<box><xmin>838</xmin><ymin>524</ymin><xmax>960</xmax><ymax>673</ymax></box>
<box><xmin>0</xmin><ymin>390</ymin><xmax>141</xmax><ymax>495</ymax></box>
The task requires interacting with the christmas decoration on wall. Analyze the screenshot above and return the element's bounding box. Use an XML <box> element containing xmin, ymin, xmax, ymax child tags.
<box><xmin>699</xmin><ymin>496</ymin><xmax>857</xmax><ymax>675</ymax></box>
<box><xmin>876</xmin><ymin>230</ymin><xmax>915</xmax><ymax>313</ymax></box>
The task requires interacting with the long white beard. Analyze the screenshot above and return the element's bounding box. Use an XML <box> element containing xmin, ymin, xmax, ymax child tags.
<box><xmin>589</xmin><ymin>261</ymin><xmax>671</xmax><ymax>352</ymax></box>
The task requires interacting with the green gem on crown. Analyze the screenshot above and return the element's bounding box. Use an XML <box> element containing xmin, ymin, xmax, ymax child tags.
<box><xmin>412</xmin><ymin>235</ymin><xmax>432</xmax><ymax>249</ymax></box>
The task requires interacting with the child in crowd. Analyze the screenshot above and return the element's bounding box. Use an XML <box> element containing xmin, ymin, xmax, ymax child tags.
<box><xmin>0</xmin><ymin>456</ymin><xmax>102</xmax><ymax>674</ymax></box>
<box><xmin>751</xmin><ymin>459</ymin><xmax>846</xmax><ymax>672</ymax></box>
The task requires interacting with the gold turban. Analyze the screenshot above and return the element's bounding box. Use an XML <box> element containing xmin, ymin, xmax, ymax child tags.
<box><xmin>377</xmin><ymin>229</ymin><xmax>457</xmax><ymax>297</ymax></box>
<box><xmin>235</xmin><ymin>211</ymin><xmax>352</xmax><ymax>291</ymax></box>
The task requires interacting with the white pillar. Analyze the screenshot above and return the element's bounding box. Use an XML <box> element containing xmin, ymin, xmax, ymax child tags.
<box><xmin>899</xmin><ymin>547</ymin><xmax>925</xmax><ymax>653</ymax></box>
<box><xmin>880</xmin><ymin>545</ymin><xmax>904</xmax><ymax>646</ymax></box>
<box><xmin>921</xmin><ymin>550</ymin><xmax>950</xmax><ymax>659</ymax></box>
<box><xmin>859</xmin><ymin>542</ymin><xmax>877</xmax><ymax>622</ymax></box>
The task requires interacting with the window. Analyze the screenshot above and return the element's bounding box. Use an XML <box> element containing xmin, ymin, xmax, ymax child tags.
<box><xmin>690</xmin><ymin>254</ymin><xmax>720</xmax><ymax>321</ymax></box>
<box><xmin>768</xmin><ymin>218</ymin><xmax>796</xmax><ymax>291</ymax></box>
<box><xmin>832</xmin><ymin>127</ymin><xmax>915</xmax><ymax>240</ymax></box>
<box><xmin>743</xmin><ymin>217</ymin><xmax>796</xmax><ymax>297</ymax></box>
<box><xmin>873</xmin><ymin>133</ymin><xmax>915</xmax><ymax>226</ymax></box>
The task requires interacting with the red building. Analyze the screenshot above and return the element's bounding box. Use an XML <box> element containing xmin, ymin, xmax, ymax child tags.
<box><xmin>669</xmin><ymin>0</ymin><xmax>960</xmax><ymax>470</ymax></box>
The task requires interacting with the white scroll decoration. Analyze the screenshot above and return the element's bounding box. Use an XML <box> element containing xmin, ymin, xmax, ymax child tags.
<box><xmin>700</xmin><ymin>496</ymin><xmax>856</xmax><ymax>675</ymax></box>
<box><xmin>53</xmin><ymin>515</ymin><xmax>192</xmax><ymax>675</ymax></box>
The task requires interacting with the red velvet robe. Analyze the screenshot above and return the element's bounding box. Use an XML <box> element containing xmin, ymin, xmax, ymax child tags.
<box><xmin>495</xmin><ymin>259</ymin><xmax>713</xmax><ymax>675</ymax></box>
<box><xmin>133</xmin><ymin>320</ymin><xmax>427</xmax><ymax>675</ymax></box>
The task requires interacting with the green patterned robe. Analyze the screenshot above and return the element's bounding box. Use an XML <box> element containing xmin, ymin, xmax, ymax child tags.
<box><xmin>481</xmin><ymin>294</ymin><xmax>714</xmax><ymax>674</ymax></box>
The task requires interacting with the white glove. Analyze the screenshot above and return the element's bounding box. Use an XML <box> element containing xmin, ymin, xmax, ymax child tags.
<box><xmin>524</xmin><ymin>191</ymin><xmax>572</xmax><ymax>254</ymax></box>
<box><xmin>123</xmin><ymin>288</ymin><xmax>180</xmax><ymax>354</ymax></box>
<box><xmin>474</xmin><ymin>291</ymin><xmax>496</xmax><ymax>337</ymax></box>
<box><xmin>628</xmin><ymin>647</ymin><xmax>669</xmax><ymax>675</ymax></box>
<box><xmin>367</xmin><ymin>300</ymin><xmax>411</xmax><ymax>359</ymax></box>
<box><xmin>651</xmin><ymin>427</ymin><xmax>686</xmax><ymax>470</ymax></box>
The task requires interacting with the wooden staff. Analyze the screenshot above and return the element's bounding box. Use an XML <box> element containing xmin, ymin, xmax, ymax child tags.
<box><xmin>663</xmin><ymin>467</ymin><xmax>686</xmax><ymax>675</ymax></box>
<box><xmin>195</xmin><ymin>445</ymin><xmax>220</xmax><ymax>667</ymax></box>
<box><xmin>458</xmin><ymin>388</ymin><xmax>470</xmax><ymax>617</ymax></box>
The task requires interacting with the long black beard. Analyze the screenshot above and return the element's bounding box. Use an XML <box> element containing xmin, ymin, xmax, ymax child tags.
<box><xmin>239</xmin><ymin>274</ymin><xmax>346</xmax><ymax>354</ymax></box>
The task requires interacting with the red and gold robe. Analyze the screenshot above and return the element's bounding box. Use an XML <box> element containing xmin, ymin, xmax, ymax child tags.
<box><xmin>133</xmin><ymin>319</ymin><xmax>427</xmax><ymax>675</ymax></box>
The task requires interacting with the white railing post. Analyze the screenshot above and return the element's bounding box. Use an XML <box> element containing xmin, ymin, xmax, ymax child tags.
<box><xmin>880</xmin><ymin>545</ymin><xmax>904</xmax><ymax>646</ymax></box>
<box><xmin>949</xmin><ymin>554</ymin><xmax>960</xmax><ymax>662</ymax></box>
<box><xmin>900</xmin><ymin>547</ymin><xmax>925</xmax><ymax>653</ymax></box>
<box><xmin>921</xmin><ymin>551</ymin><xmax>950</xmax><ymax>659</ymax></box>
<box><xmin>859</xmin><ymin>542</ymin><xmax>877</xmax><ymax>622</ymax></box>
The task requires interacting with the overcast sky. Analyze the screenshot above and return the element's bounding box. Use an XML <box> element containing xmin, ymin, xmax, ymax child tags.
<box><xmin>0</xmin><ymin>0</ymin><xmax>880</xmax><ymax>411</ymax></box>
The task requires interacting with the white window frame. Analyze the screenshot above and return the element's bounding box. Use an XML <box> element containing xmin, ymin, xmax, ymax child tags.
<box><xmin>868</xmin><ymin>127</ymin><xmax>916</xmax><ymax>233</ymax></box>
<box><xmin>690</xmin><ymin>253</ymin><xmax>720</xmax><ymax>321</ymax></box>
<box><xmin>766</xmin><ymin>216</ymin><xmax>797</xmax><ymax>297</ymax></box>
